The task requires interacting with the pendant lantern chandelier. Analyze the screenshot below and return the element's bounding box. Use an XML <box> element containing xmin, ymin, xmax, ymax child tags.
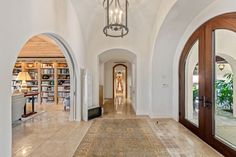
<box><xmin>103</xmin><ymin>0</ymin><xmax>129</xmax><ymax>38</ymax></box>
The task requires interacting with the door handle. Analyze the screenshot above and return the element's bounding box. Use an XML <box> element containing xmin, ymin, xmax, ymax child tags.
<box><xmin>198</xmin><ymin>96</ymin><xmax>212</xmax><ymax>108</ymax></box>
<box><xmin>196</xmin><ymin>96</ymin><xmax>204</xmax><ymax>102</ymax></box>
<box><xmin>204</xmin><ymin>100</ymin><xmax>212</xmax><ymax>108</ymax></box>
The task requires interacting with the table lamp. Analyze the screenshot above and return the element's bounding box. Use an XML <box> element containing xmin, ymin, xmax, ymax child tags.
<box><xmin>17</xmin><ymin>72</ymin><xmax>32</xmax><ymax>93</ymax></box>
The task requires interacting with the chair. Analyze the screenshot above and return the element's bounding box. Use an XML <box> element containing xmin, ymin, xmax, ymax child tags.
<box><xmin>63</xmin><ymin>96</ymin><xmax>70</xmax><ymax>111</ymax></box>
<box><xmin>12</xmin><ymin>93</ymin><xmax>26</xmax><ymax>122</ymax></box>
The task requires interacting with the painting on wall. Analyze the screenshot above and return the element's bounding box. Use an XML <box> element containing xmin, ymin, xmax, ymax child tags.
<box><xmin>114</xmin><ymin>66</ymin><xmax>126</xmax><ymax>97</ymax></box>
<box><xmin>116</xmin><ymin>72</ymin><xmax>124</xmax><ymax>93</ymax></box>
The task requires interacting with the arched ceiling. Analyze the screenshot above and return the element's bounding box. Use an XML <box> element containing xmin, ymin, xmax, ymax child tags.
<box><xmin>71</xmin><ymin>0</ymin><xmax>163</xmax><ymax>52</ymax></box>
<box><xmin>99</xmin><ymin>48</ymin><xmax>136</xmax><ymax>63</ymax></box>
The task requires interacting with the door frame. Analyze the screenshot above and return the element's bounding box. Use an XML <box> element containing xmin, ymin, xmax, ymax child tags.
<box><xmin>204</xmin><ymin>13</ymin><xmax>236</xmax><ymax>156</ymax></box>
<box><xmin>113</xmin><ymin>64</ymin><xmax>128</xmax><ymax>99</ymax></box>
<box><xmin>179</xmin><ymin>27</ymin><xmax>205</xmax><ymax>137</ymax></box>
<box><xmin>179</xmin><ymin>13</ymin><xmax>236</xmax><ymax>156</ymax></box>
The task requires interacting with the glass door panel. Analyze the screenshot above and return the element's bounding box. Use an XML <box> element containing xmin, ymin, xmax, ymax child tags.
<box><xmin>214</xmin><ymin>29</ymin><xmax>236</xmax><ymax>148</ymax></box>
<box><xmin>185</xmin><ymin>40</ymin><xmax>199</xmax><ymax>126</ymax></box>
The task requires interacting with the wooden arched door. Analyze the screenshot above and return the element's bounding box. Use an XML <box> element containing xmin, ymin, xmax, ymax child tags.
<box><xmin>179</xmin><ymin>13</ymin><xmax>236</xmax><ymax>156</ymax></box>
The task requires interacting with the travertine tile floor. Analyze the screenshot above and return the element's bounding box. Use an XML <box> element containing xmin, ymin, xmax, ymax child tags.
<box><xmin>150</xmin><ymin>119</ymin><xmax>222</xmax><ymax>157</ymax></box>
<box><xmin>12</xmin><ymin>104</ymin><xmax>92</xmax><ymax>157</ymax></box>
<box><xmin>13</xmin><ymin>99</ymin><xmax>223</xmax><ymax>157</ymax></box>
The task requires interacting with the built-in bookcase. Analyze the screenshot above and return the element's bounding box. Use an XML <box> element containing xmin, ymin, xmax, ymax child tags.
<box><xmin>25</xmin><ymin>62</ymin><xmax>39</xmax><ymax>103</ymax></box>
<box><xmin>41</xmin><ymin>62</ymin><xmax>55</xmax><ymax>104</ymax></box>
<box><xmin>12</xmin><ymin>58</ymin><xmax>70</xmax><ymax>105</ymax></box>
<box><xmin>57</xmin><ymin>62</ymin><xmax>70</xmax><ymax>103</ymax></box>
<box><xmin>12</xmin><ymin>62</ymin><xmax>22</xmax><ymax>91</ymax></box>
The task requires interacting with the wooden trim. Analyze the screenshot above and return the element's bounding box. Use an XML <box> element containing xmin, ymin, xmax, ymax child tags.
<box><xmin>179</xmin><ymin>27</ymin><xmax>204</xmax><ymax>137</ymax></box>
<box><xmin>99</xmin><ymin>85</ymin><xmax>104</xmax><ymax>106</ymax></box>
<box><xmin>54</xmin><ymin>62</ymin><xmax>58</xmax><ymax>104</ymax></box>
<box><xmin>113</xmin><ymin>64</ymin><xmax>128</xmax><ymax>99</ymax></box>
<box><xmin>18</xmin><ymin>56</ymin><xmax>66</xmax><ymax>59</ymax></box>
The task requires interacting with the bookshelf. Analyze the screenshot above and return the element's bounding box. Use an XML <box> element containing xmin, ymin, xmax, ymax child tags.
<box><xmin>25</xmin><ymin>62</ymin><xmax>39</xmax><ymax>103</ymax></box>
<box><xmin>57</xmin><ymin>62</ymin><xmax>70</xmax><ymax>104</ymax></box>
<box><xmin>12</xmin><ymin>62</ymin><xmax>22</xmax><ymax>91</ymax></box>
<box><xmin>41</xmin><ymin>62</ymin><xmax>55</xmax><ymax>104</ymax></box>
<box><xmin>12</xmin><ymin>58</ymin><xmax>70</xmax><ymax>105</ymax></box>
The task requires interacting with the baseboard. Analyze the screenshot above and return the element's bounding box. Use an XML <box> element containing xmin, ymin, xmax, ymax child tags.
<box><xmin>149</xmin><ymin>114</ymin><xmax>173</xmax><ymax>119</ymax></box>
<box><xmin>104</xmin><ymin>98</ymin><xmax>113</xmax><ymax>100</ymax></box>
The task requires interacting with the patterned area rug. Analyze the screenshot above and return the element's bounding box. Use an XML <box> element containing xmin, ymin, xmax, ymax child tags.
<box><xmin>73</xmin><ymin>118</ymin><xmax>170</xmax><ymax>157</ymax></box>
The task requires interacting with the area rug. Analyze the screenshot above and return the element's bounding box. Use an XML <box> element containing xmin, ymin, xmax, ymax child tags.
<box><xmin>73</xmin><ymin>118</ymin><xmax>170</xmax><ymax>157</ymax></box>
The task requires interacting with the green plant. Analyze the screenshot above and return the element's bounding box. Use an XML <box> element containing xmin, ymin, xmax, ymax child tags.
<box><xmin>215</xmin><ymin>73</ymin><xmax>233</xmax><ymax>112</ymax></box>
<box><xmin>193</xmin><ymin>84</ymin><xmax>199</xmax><ymax>101</ymax></box>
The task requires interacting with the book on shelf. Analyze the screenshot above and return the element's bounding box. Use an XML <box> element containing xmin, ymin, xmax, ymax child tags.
<box><xmin>41</xmin><ymin>86</ymin><xmax>54</xmax><ymax>92</ymax></box>
<box><xmin>12</xmin><ymin>59</ymin><xmax>71</xmax><ymax>105</ymax></box>
<box><xmin>57</xmin><ymin>63</ymin><xmax>68</xmax><ymax>68</ymax></box>
<box><xmin>41</xmin><ymin>63</ymin><xmax>54</xmax><ymax>68</ymax></box>
<box><xmin>41</xmin><ymin>69</ymin><xmax>54</xmax><ymax>75</ymax></box>
<box><xmin>28</xmin><ymin>71</ymin><xmax>38</xmax><ymax>80</ymax></box>
<box><xmin>25</xmin><ymin>62</ymin><xmax>37</xmax><ymax>69</ymax></box>
<box><xmin>58</xmin><ymin>69</ymin><xmax>69</xmax><ymax>74</ymax></box>
<box><xmin>14</xmin><ymin>63</ymin><xmax>22</xmax><ymax>68</ymax></box>
<box><xmin>41</xmin><ymin>80</ymin><xmax>54</xmax><ymax>86</ymax></box>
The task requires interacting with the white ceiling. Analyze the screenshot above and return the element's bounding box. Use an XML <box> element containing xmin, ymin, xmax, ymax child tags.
<box><xmin>72</xmin><ymin>0</ymin><xmax>162</xmax><ymax>48</ymax></box>
<box><xmin>99</xmin><ymin>48</ymin><xmax>136</xmax><ymax>63</ymax></box>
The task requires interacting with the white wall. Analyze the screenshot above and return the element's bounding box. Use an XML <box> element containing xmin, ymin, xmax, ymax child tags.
<box><xmin>104</xmin><ymin>61</ymin><xmax>113</xmax><ymax>99</ymax></box>
<box><xmin>103</xmin><ymin>61</ymin><xmax>132</xmax><ymax>99</ymax></box>
<box><xmin>0</xmin><ymin>0</ymin><xmax>85</xmax><ymax>156</ymax></box>
<box><xmin>99</xmin><ymin>63</ymin><xmax>104</xmax><ymax>85</ymax></box>
<box><xmin>151</xmin><ymin>0</ymin><xmax>217</xmax><ymax>119</ymax></box>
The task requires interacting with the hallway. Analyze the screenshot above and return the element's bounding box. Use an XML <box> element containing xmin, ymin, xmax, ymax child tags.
<box><xmin>12</xmin><ymin>100</ymin><xmax>222</xmax><ymax>157</ymax></box>
<box><xmin>102</xmin><ymin>97</ymin><xmax>135</xmax><ymax>118</ymax></box>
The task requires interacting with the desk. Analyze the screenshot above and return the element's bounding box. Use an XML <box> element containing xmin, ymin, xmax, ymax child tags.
<box><xmin>22</xmin><ymin>92</ymin><xmax>39</xmax><ymax>118</ymax></box>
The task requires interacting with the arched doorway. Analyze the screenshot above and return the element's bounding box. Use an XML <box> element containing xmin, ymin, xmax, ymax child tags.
<box><xmin>179</xmin><ymin>13</ymin><xmax>236</xmax><ymax>156</ymax></box>
<box><xmin>11</xmin><ymin>33</ymin><xmax>80</xmax><ymax>155</ymax></box>
<box><xmin>98</xmin><ymin>49</ymin><xmax>137</xmax><ymax>117</ymax></box>
<box><xmin>98</xmin><ymin>49</ymin><xmax>137</xmax><ymax>109</ymax></box>
<box><xmin>11</xmin><ymin>33</ymin><xmax>78</xmax><ymax>121</ymax></box>
<box><xmin>113</xmin><ymin>64</ymin><xmax>128</xmax><ymax>99</ymax></box>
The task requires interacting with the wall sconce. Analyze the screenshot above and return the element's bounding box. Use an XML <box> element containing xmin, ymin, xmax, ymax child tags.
<box><xmin>218</xmin><ymin>63</ymin><xmax>225</xmax><ymax>71</ymax></box>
